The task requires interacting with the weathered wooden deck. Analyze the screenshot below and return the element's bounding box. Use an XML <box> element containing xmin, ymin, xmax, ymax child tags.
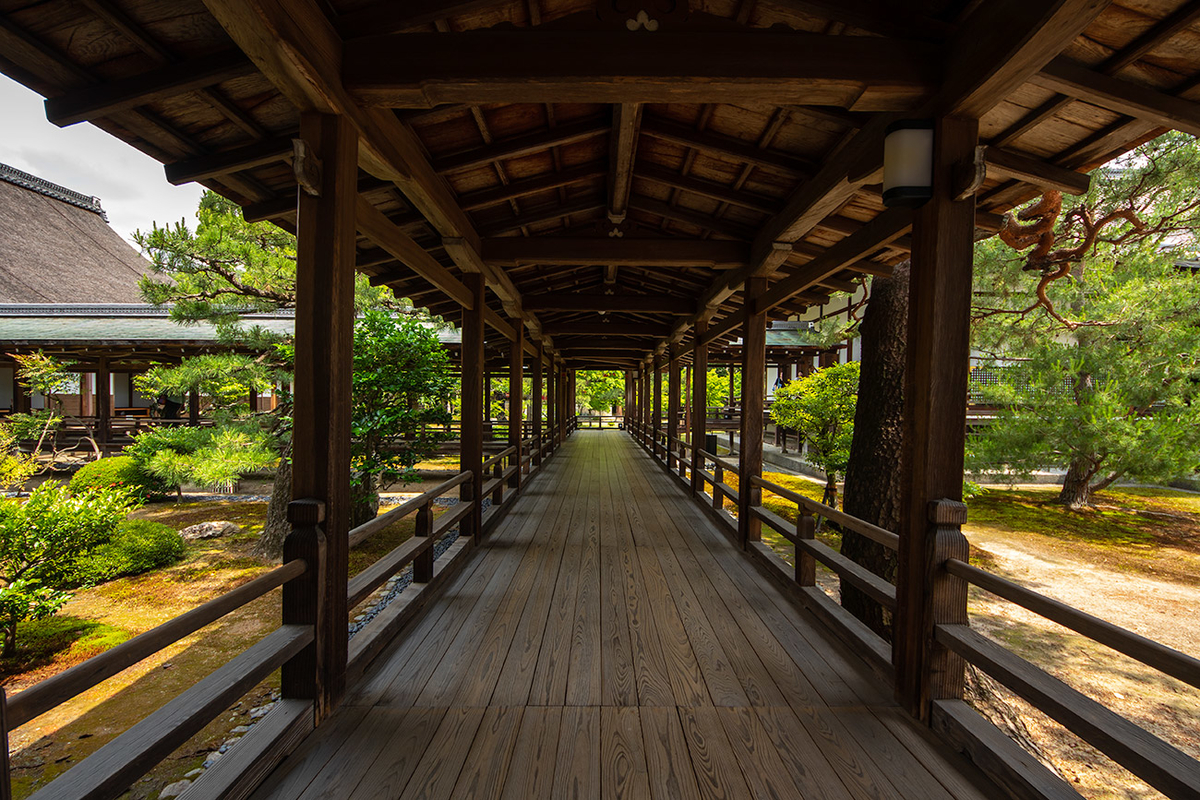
<box><xmin>251</xmin><ymin>431</ymin><xmax>998</xmax><ymax>800</ymax></box>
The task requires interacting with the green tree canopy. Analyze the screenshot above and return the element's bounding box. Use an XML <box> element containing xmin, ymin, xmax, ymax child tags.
<box><xmin>970</xmin><ymin>131</ymin><xmax>1200</xmax><ymax>508</ymax></box>
<box><xmin>576</xmin><ymin>370</ymin><xmax>625</xmax><ymax>413</ymax></box>
<box><xmin>770</xmin><ymin>361</ymin><xmax>859</xmax><ymax>506</ymax></box>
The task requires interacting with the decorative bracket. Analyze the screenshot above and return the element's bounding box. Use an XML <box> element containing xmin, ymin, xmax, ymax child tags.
<box><xmin>952</xmin><ymin>145</ymin><xmax>988</xmax><ymax>202</ymax></box>
<box><xmin>292</xmin><ymin>139</ymin><xmax>323</xmax><ymax>197</ymax></box>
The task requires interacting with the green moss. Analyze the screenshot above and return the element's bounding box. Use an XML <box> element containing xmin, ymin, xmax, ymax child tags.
<box><xmin>0</xmin><ymin>616</ymin><xmax>129</xmax><ymax>675</ymax></box>
<box><xmin>966</xmin><ymin>489</ymin><xmax>1158</xmax><ymax>548</ymax></box>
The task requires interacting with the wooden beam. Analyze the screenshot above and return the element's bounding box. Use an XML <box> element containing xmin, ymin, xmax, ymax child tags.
<box><xmin>984</xmin><ymin>145</ymin><xmax>1090</xmax><ymax>195</ymax></box>
<box><xmin>355</xmin><ymin>197</ymin><xmax>474</xmax><ymax>309</ymax></box>
<box><xmin>337</xmin><ymin>0</ymin><xmax>499</xmax><ymax>38</ymax></box>
<box><xmin>608</xmin><ymin>103</ymin><xmax>641</xmax><ymax>222</ymax></box>
<box><xmin>640</xmin><ymin>115</ymin><xmax>813</xmax><ymax>177</ymax></box>
<box><xmin>433</xmin><ymin>117</ymin><xmax>609</xmax><ymax>174</ymax></box>
<box><xmin>343</xmin><ymin>31</ymin><xmax>938</xmax><ymax>108</ymax></box>
<box><xmin>458</xmin><ymin>164</ymin><xmax>606</xmax><ymax>211</ymax></box>
<box><xmin>523</xmin><ymin>294</ymin><xmax>694</xmax><ymax>314</ymax></box>
<box><xmin>541</xmin><ymin>322</ymin><xmax>673</xmax><ymax>337</ymax></box>
<box><xmin>164</xmin><ymin>135</ymin><xmax>294</xmax><ymax>185</ymax></box>
<box><xmin>479</xmin><ymin>199</ymin><xmax>606</xmax><ymax>236</ymax></box>
<box><xmin>1033</xmin><ymin>56</ymin><xmax>1200</xmax><ymax>138</ymax></box>
<box><xmin>242</xmin><ymin>176</ymin><xmax>396</xmax><ymax>222</ymax></box>
<box><xmin>481</xmin><ymin>238</ymin><xmax>748</xmax><ymax>267</ymax></box>
<box><xmin>639</xmin><ymin>164</ymin><xmax>779</xmax><ymax>215</ymax></box>
<box><xmin>757</xmin><ymin>207</ymin><xmax>914</xmax><ymax>314</ymax></box>
<box><xmin>45</xmin><ymin>50</ymin><xmax>256</xmax><ymax>126</ymax></box>
<box><xmin>628</xmin><ymin>196</ymin><xmax>755</xmax><ymax>240</ymax></box>
<box><xmin>557</xmin><ymin>338</ymin><xmax>659</xmax><ymax>351</ymax></box>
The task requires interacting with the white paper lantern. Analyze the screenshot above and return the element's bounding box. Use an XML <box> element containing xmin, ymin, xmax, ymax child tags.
<box><xmin>882</xmin><ymin>120</ymin><xmax>934</xmax><ymax>207</ymax></box>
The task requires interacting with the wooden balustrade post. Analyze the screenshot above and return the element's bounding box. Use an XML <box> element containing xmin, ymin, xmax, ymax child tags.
<box><xmin>282</xmin><ymin>499</ymin><xmax>327</xmax><ymax>714</ymax></box>
<box><xmin>667</xmin><ymin>349</ymin><xmax>680</xmax><ymax>471</ymax></box>
<box><xmin>414</xmin><ymin>504</ymin><xmax>434</xmax><ymax>583</ymax></box>
<box><xmin>796</xmin><ymin>510</ymin><xmax>816</xmax><ymax>586</ymax></box>
<box><xmin>895</xmin><ymin>116</ymin><xmax>978</xmax><ymax>721</ymax></box>
<box><xmin>713</xmin><ymin>464</ymin><xmax>723</xmax><ymax>511</ymax></box>
<box><xmin>508</xmin><ymin>323</ymin><xmax>523</xmax><ymax>491</ymax></box>
<box><xmin>533</xmin><ymin>341</ymin><xmax>543</xmax><ymax>466</ymax></box>
<box><xmin>290</xmin><ymin>111</ymin><xmax>356</xmax><ymax>719</ymax></box>
<box><xmin>461</xmin><ymin>272</ymin><xmax>485</xmax><ymax>542</ymax></box>
<box><xmin>691</xmin><ymin>319</ymin><xmax>708</xmax><ymax>496</ymax></box>
<box><xmin>493</xmin><ymin>459</ymin><xmax>504</xmax><ymax>505</ymax></box>
<box><xmin>678</xmin><ymin>440</ymin><xmax>687</xmax><ymax>479</ymax></box>
<box><xmin>738</xmin><ymin>277</ymin><xmax>767</xmax><ymax>548</ymax></box>
<box><xmin>1</xmin><ymin>687</ymin><xmax>11</xmax><ymax>800</ymax></box>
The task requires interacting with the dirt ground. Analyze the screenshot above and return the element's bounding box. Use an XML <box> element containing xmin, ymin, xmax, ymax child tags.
<box><xmin>964</xmin><ymin>490</ymin><xmax>1200</xmax><ymax>800</ymax></box>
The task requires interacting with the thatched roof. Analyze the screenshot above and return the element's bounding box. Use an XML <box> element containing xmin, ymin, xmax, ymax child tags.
<box><xmin>0</xmin><ymin>163</ymin><xmax>151</xmax><ymax>304</ymax></box>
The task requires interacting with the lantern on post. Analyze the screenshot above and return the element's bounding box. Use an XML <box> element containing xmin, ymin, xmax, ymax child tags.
<box><xmin>882</xmin><ymin>119</ymin><xmax>934</xmax><ymax>208</ymax></box>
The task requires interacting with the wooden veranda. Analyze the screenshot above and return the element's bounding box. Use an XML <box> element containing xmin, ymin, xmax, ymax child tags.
<box><xmin>2</xmin><ymin>0</ymin><xmax>1200</xmax><ymax>798</ymax></box>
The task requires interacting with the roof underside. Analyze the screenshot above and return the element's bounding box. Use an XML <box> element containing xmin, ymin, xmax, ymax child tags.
<box><xmin>2</xmin><ymin>0</ymin><xmax>1197</xmax><ymax>367</ymax></box>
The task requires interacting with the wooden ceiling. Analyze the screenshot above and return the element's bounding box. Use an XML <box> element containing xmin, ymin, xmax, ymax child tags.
<box><xmin>3</xmin><ymin>0</ymin><xmax>1199</xmax><ymax>367</ymax></box>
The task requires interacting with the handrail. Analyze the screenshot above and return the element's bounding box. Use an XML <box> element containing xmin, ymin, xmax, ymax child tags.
<box><xmin>6</xmin><ymin>559</ymin><xmax>307</xmax><ymax>729</ymax></box>
<box><xmin>482</xmin><ymin>446</ymin><xmax>516</xmax><ymax>469</ymax></box>
<box><xmin>946</xmin><ymin>558</ymin><xmax>1200</xmax><ymax>691</ymax></box>
<box><xmin>697</xmin><ymin>448</ymin><xmax>739</xmax><ymax>474</ymax></box>
<box><xmin>750</xmin><ymin>475</ymin><xmax>899</xmax><ymax>550</ymax></box>
<box><xmin>347</xmin><ymin>471</ymin><xmax>471</xmax><ymax>549</ymax></box>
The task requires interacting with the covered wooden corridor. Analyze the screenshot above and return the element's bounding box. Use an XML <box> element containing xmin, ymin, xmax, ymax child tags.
<box><xmin>251</xmin><ymin>431</ymin><xmax>996</xmax><ymax>800</ymax></box>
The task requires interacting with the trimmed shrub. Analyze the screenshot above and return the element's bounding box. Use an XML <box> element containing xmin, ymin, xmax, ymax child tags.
<box><xmin>69</xmin><ymin>456</ymin><xmax>171</xmax><ymax>502</ymax></box>
<box><xmin>68</xmin><ymin>519</ymin><xmax>185</xmax><ymax>586</ymax></box>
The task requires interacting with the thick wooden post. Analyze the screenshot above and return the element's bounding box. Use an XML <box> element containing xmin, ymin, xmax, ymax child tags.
<box><xmin>461</xmin><ymin>273</ymin><xmax>485</xmax><ymax>541</ymax></box>
<box><xmin>248</xmin><ymin>385</ymin><xmax>259</xmax><ymax>414</ymax></box>
<box><xmin>738</xmin><ymin>278</ymin><xmax>767</xmax><ymax>547</ymax></box>
<box><xmin>96</xmin><ymin>357</ymin><xmax>111</xmax><ymax>453</ymax></box>
<box><xmin>895</xmin><ymin>116</ymin><xmax>978</xmax><ymax>721</ymax></box>
<box><xmin>653</xmin><ymin>359</ymin><xmax>663</xmax><ymax>456</ymax></box>
<box><xmin>509</xmin><ymin>324</ymin><xmax>524</xmax><ymax>490</ymax></box>
<box><xmin>774</xmin><ymin>362</ymin><xmax>791</xmax><ymax>445</ymax></box>
<box><xmin>532</xmin><ymin>341</ymin><xmax>544</xmax><ymax>466</ymax></box>
<box><xmin>188</xmin><ymin>390</ymin><xmax>200</xmax><ymax>426</ymax></box>
<box><xmin>667</xmin><ymin>351</ymin><xmax>680</xmax><ymax>470</ymax></box>
<box><xmin>691</xmin><ymin>320</ymin><xmax>708</xmax><ymax>496</ymax></box>
<box><xmin>289</xmin><ymin>111</ymin><xmax>356</xmax><ymax>721</ymax></box>
<box><xmin>799</xmin><ymin>354</ymin><xmax>814</xmax><ymax>377</ymax></box>
<box><xmin>282</xmin><ymin>499</ymin><xmax>326</xmax><ymax>705</ymax></box>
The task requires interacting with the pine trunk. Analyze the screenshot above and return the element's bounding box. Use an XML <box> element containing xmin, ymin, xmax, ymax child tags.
<box><xmin>1057</xmin><ymin>458</ymin><xmax>1095</xmax><ymax>509</ymax></box>
<box><xmin>840</xmin><ymin>261</ymin><xmax>908</xmax><ymax>638</ymax></box>
<box><xmin>253</xmin><ymin>445</ymin><xmax>292</xmax><ymax>561</ymax></box>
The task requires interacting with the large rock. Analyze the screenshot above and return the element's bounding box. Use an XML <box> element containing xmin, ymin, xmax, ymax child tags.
<box><xmin>159</xmin><ymin>780</ymin><xmax>192</xmax><ymax>799</ymax></box>
<box><xmin>180</xmin><ymin>521</ymin><xmax>241</xmax><ymax>541</ymax></box>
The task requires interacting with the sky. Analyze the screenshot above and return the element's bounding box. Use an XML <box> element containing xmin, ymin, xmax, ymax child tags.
<box><xmin>0</xmin><ymin>73</ymin><xmax>204</xmax><ymax>247</ymax></box>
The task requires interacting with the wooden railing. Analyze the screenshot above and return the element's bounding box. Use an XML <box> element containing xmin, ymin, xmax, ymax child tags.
<box><xmin>0</xmin><ymin>415</ymin><xmax>580</xmax><ymax>800</ymax></box>
<box><xmin>629</xmin><ymin>423</ymin><xmax>1200</xmax><ymax>800</ymax></box>
<box><xmin>2</xmin><ymin>539</ymin><xmax>316</xmax><ymax>800</ymax></box>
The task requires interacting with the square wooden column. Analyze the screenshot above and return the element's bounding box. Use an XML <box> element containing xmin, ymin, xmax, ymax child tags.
<box><xmin>894</xmin><ymin>116</ymin><xmax>977</xmax><ymax>721</ymax></box>
<box><xmin>532</xmin><ymin>340</ymin><xmax>543</xmax><ymax>466</ymax></box>
<box><xmin>460</xmin><ymin>273</ymin><xmax>485</xmax><ymax>541</ymax></box>
<box><xmin>667</xmin><ymin>350</ymin><xmax>681</xmax><ymax>470</ymax></box>
<box><xmin>508</xmin><ymin>323</ymin><xmax>524</xmax><ymax>489</ymax></box>
<box><xmin>653</xmin><ymin>359</ymin><xmax>663</xmax><ymax>455</ymax></box>
<box><xmin>96</xmin><ymin>357</ymin><xmax>111</xmax><ymax>453</ymax></box>
<box><xmin>738</xmin><ymin>278</ymin><xmax>767</xmax><ymax>547</ymax></box>
<box><xmin>691</xmin><ymin>320</ymin><xmax>708</xmax><ymax>496</ymax></box>
<box><xmin>286</xmin><ymin>111</ymin><xmax>357</xmax><ymax>721</ymax></box>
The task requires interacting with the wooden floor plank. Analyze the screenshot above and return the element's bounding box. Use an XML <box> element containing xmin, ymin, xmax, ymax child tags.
<box><xmin>345</xmin><ymin>708</ymin><xmax>446</xmax><ymax>800</ymax></box>
<box><xmin>499</xmin><ymin>707</ymin><xmax>563</xmax><ymax>800</ymax></box>
<box><xmin>640</xmin><ymin>706</ymin><xmax>703</xmax><ymax>800</ymax></box>
<box><xmin>552</xmin><ymin>706</ymin><xmax>601</xmax><ymax>800</ymax></box>
<box><xmin>716</xmin><ymin>706</ymin><xmax>806</xmax><ymax>800</ymax></box>
<box><xmin>601</xmin><ymin>706</ymin><xmax>653</xmax><ymax>800</ymax></box>
<box><xmin>678</xmin><ymin>706</ymin><xmax>754</xmax><ymax>800</ymax></box>
<box><xmin>449</xmin><ymin>706</ymin><xmax>525</xmax><ymax>800</ymax></box>
<box><xmin>250</xmin><ymin>433</ymin><xmax>1007</xmax><ymax>800</ymax></box>
<box><xmin>397</xmin><ymin>707</ymin><xmax>486</xmax><ymax>800</ymax></box>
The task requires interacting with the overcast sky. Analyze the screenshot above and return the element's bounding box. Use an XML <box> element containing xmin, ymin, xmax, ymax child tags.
<box><xmin>0</xmin><ymin>73</ymin><xmax>204</xmax><ymax>247</ymax></box>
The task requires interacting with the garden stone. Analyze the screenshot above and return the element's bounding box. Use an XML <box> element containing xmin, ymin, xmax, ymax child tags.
<box><xmin>159</xmin><ymin>780</ymin><xmax>191</xmax><ymax>798</ymax></box>
<box><xmin>185</xmin><ymin>768</ymin><xmax>203</xmax><ymax>778</ymax></box>
<box><xmin>180</xmin><ymin>521</ymin><xmax>241</xmax><ymax>541</ymax></box>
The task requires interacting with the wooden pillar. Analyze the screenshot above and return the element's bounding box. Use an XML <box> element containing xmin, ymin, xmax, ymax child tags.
<box><xmin>248</xmin><ymin>385</ymin><xmax>259</xmax><ymax>414</ymax></box>
<box><xmin>188</xmin><ymin>391</ymin><xmax>200</xmax><ymax>426</ymax></box>
<box><xmin>691</xmin><ymin>321</ymin><xmax>708</xmax><ymax>496</ymax></box>
<box><xmin>683</xmin><ymin>365</ymin><xmax>692</xmax><ymax>433</ymax></box>
<box><xmin>532</xmin><ymin>341</ymin><xmax>544</xmax><ymax>466</ymax></box>
<box><xmin>79</xmin><ymin>372</ymin><xmax>93</xmax><ymax>417</ymax></box>
<box><xmin>285</xmin><ymin>111</ymin><xmax>357</xmax><ymax>722</ymax></box>
<box><xmin>509</xmin><ymin>325</ymin><xmax>523</xmax><ymax>489</ymax></box>
<box><xmin>667</xmin><ymin>351</ymin><xmax>681</xmax><ymax>470</ymax></box>
<box><xmin>799</xmin><ymin>354</ymin><xmax>814</xmax><ymax>377</ymax></box>
<box><xmin>12</xmin><ymin>368</ymin><xmax>29</xmax><ymax>415</ymax></box>
<box><xmin>547</xmin><ymin>362</ymin><xmax>556</xmax><ymax>452</ymax></box>
<box><xmin>461</xmin><ymin>273</ymin><xmax>485</xmax><ymax>541</ymax></box>
<box><xmin>653</xmin><ymin>358</ymin><xmax>663</xmax><ymax>456</ymax></box>
<box><xmin>96</xmin><ymin>357</ymin><xmax>111</xmax><ymax>453</ymax></box>
<box><xmin>894</xmin><ymin>116</ymin><xmax>978</xmax><ymax>721</ymax></box>
<box><xmin>728</xmin><ymin>367</ymin><xmax>735</xmax><ymax>414</ymax></box>
<box><xmin>738</xmin><ymin>278</ymin><xmax>767</xmax><ymax>548</ymax></box>
<box><xmin>774</xmin><ymin>362</ymin><xmax>792</xmax><ymax>446</ymax></box>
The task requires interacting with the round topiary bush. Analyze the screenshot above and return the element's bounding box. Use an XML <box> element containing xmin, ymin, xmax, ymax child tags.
<box><xmin>69</xmin><ymin>456</ymin><xmax>171</xmax><ymax>502</ymax></box>
<box><xmin>68</xmin><ymin>519</ymin><xmax>186</xmax><ymax>586</ymax></box>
